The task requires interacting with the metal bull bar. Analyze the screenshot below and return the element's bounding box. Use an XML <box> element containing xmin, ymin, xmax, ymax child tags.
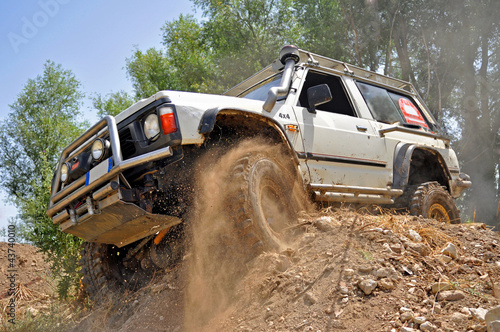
<box><xmin>46</xmin><ymin>115</ymin><xmax>178</xmax><ymax>247</ymax></box>
<box><xmin>47</xmin><ymin>115</ymin><xmax>173</xmax><ymax>217</ymax></box>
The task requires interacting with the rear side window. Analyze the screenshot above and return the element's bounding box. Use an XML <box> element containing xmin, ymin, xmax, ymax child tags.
<box><xmin>356</xmin><ymin>81</ymin><xmax>430</xmax><ymax>128</ymax></box>
<box><xmin>356</xmin><ymin>82</ymin><xmax>404</xmax><ymax>124</ymax></box>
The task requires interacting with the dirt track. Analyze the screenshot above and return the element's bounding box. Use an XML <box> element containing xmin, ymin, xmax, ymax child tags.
<box><xmin>66</xmin><ymin>209</ymin><xmax>500</xmax><ymax>332</ymax></box>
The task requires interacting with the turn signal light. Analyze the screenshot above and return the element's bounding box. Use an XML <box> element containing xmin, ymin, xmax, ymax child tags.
<box><xmin>158</xmin><ymin>106</ymin><xmax>177</xmax><ymax>135</ymax></box>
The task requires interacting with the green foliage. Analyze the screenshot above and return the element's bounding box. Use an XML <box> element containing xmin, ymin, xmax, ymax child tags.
<box><xmin>192</xmin><ymin>0</ymin><xmax>305</xmax><ymax>90</ymax></box>
<box><xmin>162</xmin><ymin>14</ymin><xmax>216</xmax><ymax>92</ymax></box>
<box><xmin>0</xmin><ymin>61</ymin><xmax>86</xmax><ymax>299</ymax></box>
<box><xmin>125</xmin><ymin>47</ymin><xmax>175</xmax><ymax>99</ymax></box>
<box><xmin>92</xmin><ymin>90</ymin><xmax>135</xmax><ymax>118</ymax></box>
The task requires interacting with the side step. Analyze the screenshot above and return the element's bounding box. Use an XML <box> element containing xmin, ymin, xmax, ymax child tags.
<box><xmin>309</xmin><ymin>184</ymin><xmax>403</xmax><ymax>205</ymax></box>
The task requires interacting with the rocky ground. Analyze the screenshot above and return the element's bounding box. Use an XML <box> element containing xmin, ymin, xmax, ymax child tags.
<box><xmin>0</xmin><ymin>242</ymin><xmax>58</xmax><ymax>326</ymax></box>
<box><xmin>67</xmin><ymin>209</ymin><xmax>500</xmax><ymax>332</ymax></box>
<box><xmin>1</xmin><ymin>209</ymin><xmax>499</xmax><ymax>331</ymax></box>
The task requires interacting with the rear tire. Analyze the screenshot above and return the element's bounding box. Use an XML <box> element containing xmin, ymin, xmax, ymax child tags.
<box><xmin>409</xmin><ymin>181</ymin><xmax>461</xmax><ymax>223</ymax></box>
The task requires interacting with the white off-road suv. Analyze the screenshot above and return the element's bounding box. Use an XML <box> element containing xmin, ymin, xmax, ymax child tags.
<box><xmin>47</xmin><ymin>45</ymin><xmax>471</xmax><ymax>297</ymax></box>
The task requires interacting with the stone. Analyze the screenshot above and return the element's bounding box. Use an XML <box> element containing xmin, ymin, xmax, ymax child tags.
<box><xmin>435</xmin><ymin>254</ymin><xmax>453</xmax><ymax>264</ymax></box>
<box><xmin>419</xmin><ymin>321</ymin><xmax>437</xmax><ymax>331</ymax></box>
<box><xmin>358</xmin><ymin>279</ymin><xmax>378</xmax><ymax>295</ymax></box>
<box><xmin>374</xmin><ymin>267</ymin><xmax>398</xmax><ymax>279</ymax></box>
<box><xmin>413</xmin><ymin>316</ymin><xmax>427</xmax><ymax>324</ymax></box>
<box><xmin>390</xmin><ymin>243</ymin><xmax>404</xmax><ymax>253</ymax></box>
<box><xmin>378</xmin><ymin>278</ymin><xmax>395</xmax><ymax>291</ymax></box>
<box><xmin>431</xmin><ymin>282</ymin><xmax>452</xmax><ymax>294</ymax></box>
<box><xmin>437</xmin><ymin>290</ymin><xmax>466</xmax><ymax>301</ymax></box>
<box><xmin>303</xmin><ymin>292</ymin><xmax>318</xmax><ymax>305</ymax></box>
<box><xmin>485</xmin><ymin>305</ymin><xmax>500</xmax><ymax>332</ymax></box>
<box><xmin>488</xmin><ymin>320</ymin><xmax>500</xmax><ymax>332</ymax></box>
<box><xmin>441</xmin><ymin>242</ymin><xmax>458</xmax><ymax>260</ymax></box>
<box><xmin>451</xmin><ymin>312</ymin><xmax>468</xmax><ymax>323</ymax></box>
<box><xmin>313</xmin><ymin>218</ymin><xmax>333</xmax><ymax>232</ymax></box>
<box><xmin>400</xmin><ymin>327</ymin><xmax>417</xmax><ymax>332</ymax></box>
<box><xmin>406</xmin><ymin>242</ymin><xmax>431</xmax><ymax>256</ymax></box>
<box><xmin>358</xmin><ymin>266</ymin><xmax>373</xmax><ymax>274</ymax></box>
<box><xmin>343</xmin><ymin>269</ymin><xmax>355</xmax><ymax>278</ymax></box>
<box><xmin>408</xmin><ymin>229</ymin><xmax>422</xmax><ymax>242</ymax></box>
<box><xmin>471</xmin><ymin>324</ymin><xmax>487</xmax><ymax>332</ymax></box>
<box><xmin>339</xmin><ymin>286</ymin><xmax>349</xmax><ymax>295</ymax></box>
<box><xmin>470</xmin><ymin>308</ymin><xmax>488</xmax><ymax>321</ymax></box>
<box><xmin>400</xmin><ymin>311</ymin><xmax>414</xmax><ymax>322</ymax></box>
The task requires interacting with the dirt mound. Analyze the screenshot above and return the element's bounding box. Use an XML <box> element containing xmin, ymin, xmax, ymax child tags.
<box><xmin>0</xmin><ymin>242</ymin><xmax>56</xmax><ymax>325</ymax></box>
<box><xmin>69</xmin><ymin>208</ymin><xmax>500</xmax><ymax>332</ymax></box>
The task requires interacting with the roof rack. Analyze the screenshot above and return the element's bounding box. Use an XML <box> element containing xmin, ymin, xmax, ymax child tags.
<box><xmin>225</xmin><ymin>48</ymin><xmax>415</xmax><ymax>97</ymax></box>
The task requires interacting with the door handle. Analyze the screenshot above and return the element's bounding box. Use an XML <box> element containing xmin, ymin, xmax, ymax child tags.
<box><xmin>356</xmin><ymin>125</ymin><xmax>368</xmax><ymax>132</ymax></box>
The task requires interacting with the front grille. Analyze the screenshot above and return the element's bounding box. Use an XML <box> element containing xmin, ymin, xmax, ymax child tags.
<box><xmin>119</xmin><ymin>128</ymin><xmax>136</xmax><ymax>159</ymax></box>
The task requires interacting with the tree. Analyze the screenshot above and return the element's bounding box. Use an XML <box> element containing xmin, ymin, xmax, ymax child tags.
<box><xmin>92</xmin><ymin>90</ymin><xmax>135</xmax><ymax>118</ymax></box>
<box><xmin>125</xmin><ymin>47</ymin><xmax>173</xmax><ymax>99</ymax></box>
<box><xmin>0</xmin><ymin>60</ymin><xmax>87</xmax><ymax>297</ymax></box>
<box><xmin>191</xmin><ymin>0</ymin><xmax>305</xmax><ymax>90</ymax></box>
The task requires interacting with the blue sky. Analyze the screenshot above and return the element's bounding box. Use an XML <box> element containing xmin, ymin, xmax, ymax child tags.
<box><xmin>0</xmin><ymin>0</ymin><xmax>200</xmax><ymax>238</ymax></box>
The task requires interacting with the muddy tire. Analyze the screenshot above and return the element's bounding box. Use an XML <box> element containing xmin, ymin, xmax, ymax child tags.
<box><xmin>409</xmin><ymin>181</ymin><xmax>461</xmax><ymax>223</ymax></box>
<box><xmin>227</xmin><ymin>152</ymin><xmax>302</xmax><ymax>253</ymax></box>
<box><xmin>80</xmin><ymin>242</ymin><xmax>152</xmax><ymax>300</ymax></box>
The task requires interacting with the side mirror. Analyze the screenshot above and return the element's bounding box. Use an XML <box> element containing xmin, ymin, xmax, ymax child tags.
<box><xmin>307</xmin><ymin>84</ymin><xmax>332</xmax><ymax>113</ymax></box>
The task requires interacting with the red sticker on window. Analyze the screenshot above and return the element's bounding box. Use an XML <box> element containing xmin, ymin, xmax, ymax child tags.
<box><xmin>398</xmin><ymin>98</ymin><xmax>429</xmax><ymax>128</ymax></box>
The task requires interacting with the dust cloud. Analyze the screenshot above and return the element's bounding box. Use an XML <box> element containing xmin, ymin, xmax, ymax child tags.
<box><xmin>183</xmin><ymin>138</ymin><xmax>309</xmax><ymax>331</ymax></box>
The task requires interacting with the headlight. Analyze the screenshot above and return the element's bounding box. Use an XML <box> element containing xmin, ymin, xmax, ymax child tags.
<box><xmin>144</xmin><ymin>113</ymin><xmax>160</xmax><ymax>141</ymax></box>
<box><xmin>60</xmin><ymin>163</ymin><xmax>70</xmax><ymax>183</ymax></box>
<box><xmin>91</xmin><ymin>138</ymin><xmax>109</xmax><ymax>162</ymax></box>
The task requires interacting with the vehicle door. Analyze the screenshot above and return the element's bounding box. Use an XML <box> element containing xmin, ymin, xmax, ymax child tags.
<box><xmin>291</xmin><ymin>69</ymin><xmax>391</xmax><ymax>188</ymax></box>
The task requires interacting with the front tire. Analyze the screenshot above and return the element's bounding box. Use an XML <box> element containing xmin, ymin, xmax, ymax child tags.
<box><xmin>227</xmin><ymin>151</ymin><xmax>303</xmax><ymax>253</ymax></box>
<box><xmin>409</xmin><ymin>181</ymin><xmax>461</xmax><ymax>223</ymax></box>
<box><xmin>80</xmin><ymin>242</ymin><xmax>153</xmax><ymax>300</ymax></box>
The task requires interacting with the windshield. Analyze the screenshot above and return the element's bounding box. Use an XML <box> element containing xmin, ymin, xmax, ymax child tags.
<box><xmin>239</xmin><ymin>74</ymin><xmax>283</xmax><ymax>101</ymax></box>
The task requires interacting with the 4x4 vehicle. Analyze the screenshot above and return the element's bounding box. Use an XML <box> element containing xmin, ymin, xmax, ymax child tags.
<box><xmin>47</xmin><ymin>45</ymin><xmax>471</xmax><ymax>296</ymax></box>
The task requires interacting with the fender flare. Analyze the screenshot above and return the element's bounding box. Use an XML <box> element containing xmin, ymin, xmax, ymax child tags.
<box><xmin>392</xmin><ymin>143</ymin><xmax>452</xmax><ymax>190</ymax></box>
<box><xmin>198</xmin><ymin>107</ymin><xmax>221</xmax><ymax>134</ymax></box>
<box><xmin>197</xmin><ymin>107</ymin><xmax>301</xmax><ymax>166</ymax></box>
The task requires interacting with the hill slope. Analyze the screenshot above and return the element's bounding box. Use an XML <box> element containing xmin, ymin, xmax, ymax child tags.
<box><xmin>70</xmin><ymin>209</ymin><xmax>500</xmax><ymax>332</ymax></box>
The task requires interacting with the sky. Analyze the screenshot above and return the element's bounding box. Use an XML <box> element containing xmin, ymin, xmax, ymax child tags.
<box><xmin>0</xmin><ymin>0</ymin><xmax>201</xmax><ymax>238</ymax></box>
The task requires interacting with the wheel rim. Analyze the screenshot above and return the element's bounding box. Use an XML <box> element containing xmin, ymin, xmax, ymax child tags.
<box><xmin>428</xmin><ymin>203</ymin><xmax>451</xmax><ymax>223</ymax></box>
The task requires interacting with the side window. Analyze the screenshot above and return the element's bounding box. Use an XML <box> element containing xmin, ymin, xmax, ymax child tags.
<box><xmin>356</xmin><ymin>81</ymin><xmax>431</xmax><ymax>128</ymax></box>
<box><xmin>298</xmin><ymin>71</ymin><xmax>356</xmax><ymax>116</ymax></box>
<box><xmin>356</xmin><ymin>82</ymin><xmax>404</xmax><ymax>124</ymax></box>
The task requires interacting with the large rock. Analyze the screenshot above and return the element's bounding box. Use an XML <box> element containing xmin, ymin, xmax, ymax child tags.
<box><xmin>358</xmin><ymin>279</ymin><xmax>377</xmax><ymax>295</ymax></box>
<box><xmin>437</xmin><ymin>290</ymin><xmax>466</xmax><ymax>301</ymax></box>
<box><xmin>431</xmin><ymin>282</ymin><xmax>452</xmax><ymax>294</ymax></box>
<box><xmin>485</xmin><ymin>305</ymin><xmax>500</xmax><ymax>332</ymax></box>
<box><xmin>406</xmin><ymin>242</ymin><xmax>431</xmax><ymax>256</ymax></box>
